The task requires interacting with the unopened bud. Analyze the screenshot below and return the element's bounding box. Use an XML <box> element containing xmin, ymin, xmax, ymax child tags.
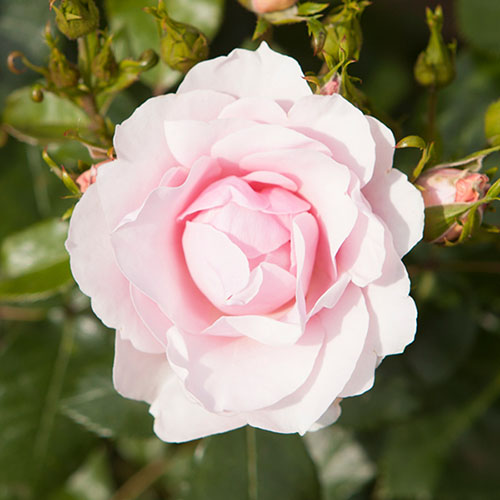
<box><xmin>52</xmin><ymin>0</ymin><xmax>99</xmax><ymax>40</ymax></box>
<box><xmin>76</xmin><ymin>160</ymin><xmax>110</xmax><ymax>193</ymax></box>
<box><xmin>31</xmin><ymin>84</ymin><xmax>44</xmax><ymax>102</ymax></box>
<box><xmin>416</xmin><ymin>167</ymin><xmax>490</xmax><ymax>242</ymax></box>
<box><xmin>238</xmin><ymin>0</ymin><xmax>298</xmax><ymax>14</ymax></box>
<box><xmin>414</xmin><ymin>6</ymin><xmax>455</xmax><ymax>88</ymax></box>
<box><xmin>485</xmin><ymin>99</ymin><xmax>500</xmax><ymax>146</ymax></box>
<box><xmin>315</xmin><ymin>1</ymin><xmax>370</xmax><ymax>67</ymax></box>
<box><xmin>92</xmin><ymin>36</ymin><xmax>118</xmax><ymax>82</ymax></box>
<box><xmin>48</xmin><ymin>45</ymin><xmax>80</xmax><ymax>88</ymax></box>
<box><xmin>146</xmin><ymin>2</ymin><xmax>208</xmax><ymax>73</ymax></box>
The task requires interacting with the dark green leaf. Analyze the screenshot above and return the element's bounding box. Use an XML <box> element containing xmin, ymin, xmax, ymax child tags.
<box><xmin>457</xmin><ymin>0</ymin><xmax>500</xmax><ymax>56</ymax></box>
<box><xmin>297</xmin><ymin>2</ymin><xmax>329</xmax><ymax>16</ymax></box>
<box><xmin>2</xmin><ymin>87</ymin><xmax>91</xmax><ymax>145</ymax></box>
<box><xmin>486</xmin><ymin>176</ymin><xmax>500</xmax><ymax>199</ymax></box>
<box><xmin>253</xmin><ymin>17</ymin><xmax>272</xmax><ymax>41</ymax></box>
<box><xmin>423</xmin><ymin>203</ymin><xmax>471</xmax><ymax>242</ymax></box>
<box><xmin>187</xmin><ymin>427</ymin><xmax>321</xmax><ymax>500</ymax></box>
<box><xmin>61</xmin><ymin>373</ymin><xmax>154</xmax><ymax>439</ymax></box>
<box><xmin>1</xmin><ymin>218</ymin><xmax>69</xmax><ymax>278</ymax></box>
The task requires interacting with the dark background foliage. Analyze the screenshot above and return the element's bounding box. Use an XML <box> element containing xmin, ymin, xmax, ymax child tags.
<box><xmin>0</xmin><ymin>1</ymin><xmax>499</xmax><ymax>499</ymax></box>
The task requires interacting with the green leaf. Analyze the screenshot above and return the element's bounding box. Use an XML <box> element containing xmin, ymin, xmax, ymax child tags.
<box><xmin>0</xmin><ymin>218</ymin><xmax>73</xmax><ymax>302</ymax></box>
<box><xmin>105</xmin><ymin>0</ymin><xmax>225</xmax><ymax>92</ymax></box>
<box><xmin>1</xmin><ymin>218</ymin><xmax>69</xmax><ymax>277</ymax></box>
<box><xmin>457</xmin><ymin>0</ymin><xmax>500</xmax><ymax>57</ymax></box>
<box><xmin>396</xmin><ymin>134</ymin><xmax>426</xmax><ymax>150</ymax></box>
<box><xmin>253</xmin><ymin>17</ymin><xmax>272</xmax><ymax>41</ymax></box>
<box><xmin>0</xmin><ymin>319</ymin><xmax>99</xmax><ymax>498</ymax></box>
<box><xmin>423</xmin><ymin>203</ymin><xmax>471</xmax><ymax>242</ymax></box>
<box><xmin>305</xmin><ymin>426</ymin><xmax>375</xmax><ymax>500</ymax></box>
<box><xmin>486</xmin><ymin>176</ymin><xmax>500</xmax><ymax>199</ymax></box>
<box><xmin>297</xmin><ymin>2</ymin><xmax>329</xmax><ymax>16</ymax></box>
<box><xmin>2</xmin><ymin>87</ymin><xmax>91</xmax><ymax>145</ymax></box>
<box><xmin>187</xmin><ymin>427</ymin><xmax>321</xmax><ymax>500</ymax></box>
<box><xmin>61</xmin><ymin>373</ymin><xmax>154</xmax><ymax>439</ymax></box>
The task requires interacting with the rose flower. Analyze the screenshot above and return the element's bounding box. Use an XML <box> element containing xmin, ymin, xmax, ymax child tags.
<box><xmin>66</xmin><ymin>43</ymin><xmax>424</xmax><ymax>442</ymax></box>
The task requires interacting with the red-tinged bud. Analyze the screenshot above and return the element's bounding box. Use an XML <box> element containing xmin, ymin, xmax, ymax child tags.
<box><xmin>238</xmin><ymin>0</ymin><xmax>298</xmax><ymax>14</ymax></box>
<box><xmin>76</xmin><ymin>160</ymin><xmax>111</xmax><ymax>193</ymax></box>
<box><xmin>416</xmin><ymin>167</ymin><xmax>490</xmax><ymax>242</ymax></box>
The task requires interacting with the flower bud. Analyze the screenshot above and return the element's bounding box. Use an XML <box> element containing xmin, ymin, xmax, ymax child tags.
<box><xmin>76</xmin><ymin>160</ymin><xmax>110</xmax><ymax>193</ymax></box>
<box><xmin>146</xmin><ymin>1</ymin><xmax>209</xmax><ymax>73</ymax></box>
<box><xmin>92</xmin><ymin>36</ymin><xmax>118</xmax><ymax>82</ymax></box>
<box><xmin>238</xmin><ymin>0</ymin><xmax>298</xmax><ymax>14</ymax></box>
<box><xmin>52</xmin><ymin>0</ymin><xmax>99</xmax><ymax>40</ymax></box>
<box><xmin>48</xmin><ymin>45</ymin><xmax>80</xmax><ymax>88</ymax></box>
<box><xmin>414</xmin><ymin>6</ymin><xmax>455</xmax><ymax>89</ymax></box>
<box><xmin>416</xmin><ymin>168</ymin><xmax>490</xmax><ymax>242</ymax></box>
<box><xmin>315</xmin><ymin>1</ymin><xmax>370</xmax><ymax>67</ymax></box>
<box><xmin>485</xmin><ymin>99</ymin><xmax>500</xmax><ymax>146</ymax></box>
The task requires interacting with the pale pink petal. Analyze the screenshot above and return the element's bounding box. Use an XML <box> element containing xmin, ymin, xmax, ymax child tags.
<box><xmin>308</xmin><ymin>400</ymin><xmax>342</xmax><ymax>432</ymax></box>
<box><xmin>363</xmin><ymin>234</ymin><xmax>417</xmax><ymax>356</ymax></box>
<box><xmin>336</xmin><ymin>210</ymin><xmax>386</xmax><ymax>287</ymax></box>
<box><xmin>247</xmin><ymin>285</ymin><xmax>368</xmax><ymax>434</ymax></box>
<box><xmin>182</xmin><ymin>221</ymin><xmax>251</xmax><ymax>311</ymax></box>
<box><xmin>241</xmin><ymin>170</ymin><xmax>298</xmax><ymax>191</ymax></box>
<box><xmin>339</xmin><ymin>339</ymin><xmax>378</xmax><ymax>397</ymax></box>
<box><xmin>178</xmin><ymin>42</ymin><xmax>312</xmax><ymax>106</ymax></box>
<box><xmin>151</xmin><ymin>374</ymin><xmax>246</xmax><ymax>443</ymax></box>
<box><xmin>218</xmin><ymin>96</ymin><xmax>288</xmax><ymax>124</ymax></box>
<box><xmin>66</xmin><ymin>184</ymin><xmax>164</xmax><ymax>354</ymax></box>
<box><xmin>130</xmin><ymin>284</ymin><xmax>172</xmax><ymax>346</ymax></box>
<box><xmin>240</xmin><ymin>149</ymin><xmax>357</xmax><ymax>261</ymax></box>
<box><xmin>113</xmin><ymin>335</ymin><xmax>169</xmax><ymax>404</ymax></box>
<box><xmin>362</xmin><ymin>116</ymin><xmax>425</xmax><ymax>256</ymax></box>
<box><xmin>288</xmin><ymin>94</ymin><xmax>376</xmax><ymax>186</ymax></box>
<box><xmin>204</xmin><ymin>314</ymin><xmax>303</xmax><ymax>345</ymax></box>
<box><xmin>110</xmin><ymin>157</ymin><xmax>222</xmax><ymax>334</ymax></box>
<box><xmin>166</xmin><ymin>324</ymin><xmax>324</xmax><ymax>413</ymax></box>
<box><xmin>212</xmin><ymin>124</ymin><xmax>331</xmax><ymax>163</ymax></box>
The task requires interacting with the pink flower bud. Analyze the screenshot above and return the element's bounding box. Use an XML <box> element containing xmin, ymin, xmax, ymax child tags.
<box><xmin>239</xmin><ymin>0</ymin><xmax>297</xmax><ymax>14</ymax></box>
<box><xmin>417</xmin><ymin>167</ymin><xmax>490</xmax><ymax>242</ymax></box>
<box><xmin>76</xmin><ymin>160</ymin><xmax>111</xmax><ymax>193</ymax></box>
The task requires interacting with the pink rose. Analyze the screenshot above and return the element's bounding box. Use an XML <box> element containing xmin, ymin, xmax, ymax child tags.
<box><xmin>66</xmin><ymin>43</ymin><xmax>424</xmax><ymax>442</ymax></box>
<box><xmin>417</xmin><ymin>167</ymin><xmax>489</xmax><ymax>242</ymax></box>
<box><xmin>76</xmin><ymin>160</ymin><xmax>111</xmax><ymax>193</ymax></box>
<box><xmin>238</xmin><ymin>0</ymin><xmax>297</xmax><ymax>14</ymax></box>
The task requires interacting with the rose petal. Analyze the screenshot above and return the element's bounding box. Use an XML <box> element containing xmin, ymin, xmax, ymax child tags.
<box><xmin>113</xmin><ymin>334</ymin><xmax>169</xmax><ymax>404</ymax></box>
<box><xmin>151</xmin><ymin>374</ymin><xmax>246</xmax><ymax>443</ymax></box>
<box><xmin>166</xmin><ymin>324</ymin><xmax>324</xmax><ymax>412</ymax></box>
<box><xmin>178</xmin><ymin>42</ymin><xmax>312</xmax><ymax>106</ymax></box>
<box><xmin>247</xmin><ymin>285</ymin><xmax>368</xmax><ymax>434</ymax></box>
<box><xmin>362</xmin><ymin>116</ymin><xmax>425</xmax><ymax>256</ymax></box>
<box><xmin>288</xmin><ymin>94</ymin><xmax>376</xmax><ymax>186</ymax></box>
<box><xmin>218</xmin><ymin>96</ymin><xmax>288</xmax><ymax>124</ymax></box>
<box><xmin>66</xmin><ymin>184</ymin><xmax>164</xmax><ymax>354</ymax></box>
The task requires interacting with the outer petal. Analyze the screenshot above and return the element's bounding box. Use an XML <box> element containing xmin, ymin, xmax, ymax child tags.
<box><xmin>288</xmin><ymin>94</ymin><xmax>376</xmax><ymax>186</ymax></box>
<box><xmin>178</xmin><ymin>42</ymin><xmax>312</xmax><ymax>106</ymax></box>
<box><xmin>166</xmin><ymin>324</ymin><xmax>324</xmax><ymax>413</ymax></box>
<box><xmin>363</xmin><ymin>234</ymin><xmax>417</xmax><ymax>356</ymax></box>
<box><xmin>151</xmin><ymin>374</ymin><xmax>246</xmax><ymax>443</ymax></box>
<box><xmin>362</xmin><ymin>116</ymin><xmax>425</xmax><ymax>256</ymax></box>
<box><xmin>247</xmin><ymin>285</ymin><xmax>368</xmax><ymax>434</ymax></box>
<box><xmin>66</xmin><ymin>184</ymin><xmax>164</xmax><ymax>353</ymax></box>
<box><xmin>113</xmin><ymin>335</ymin><xmax>169</xmax><ymax>404</ymax></box>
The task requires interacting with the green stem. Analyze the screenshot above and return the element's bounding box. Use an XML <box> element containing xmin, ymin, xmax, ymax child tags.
<box><xmin>427</xmin><ymin>87</ymin><xmax>437</xmax><ymax>144</ymax></box>
<box><xmin>247</xmin><ymin>426</ymin><xmax>258</xmax><ymax>500</ymax></box>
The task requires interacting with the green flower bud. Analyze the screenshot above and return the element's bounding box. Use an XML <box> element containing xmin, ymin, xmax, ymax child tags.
<box><xmin>146</xmin><ymin>1</ymin><xmax>209</xmax><ymax>73</ymax></box>
<box><xmin>485</xmin><ymin>99</ymin><xmax>500</xmax><ymax>146</ymax></box>
<box><xmin>315</xmin><ymin>1</ymin><xmax>370</xmax><ymax>67</ymax></box>
<box><xmin>48</xmin><ymin>45</ymin><xmax>80</xmax><ymax>88</ymax></box>
<box><xmin>52</xmin><ymin>0</ymin><xmax>99</xmax><ymax>40</ymax></box>
<box><xmin>92</xmin><ymin>36</ymin><xmax>118</xmax><ymax>82</ymax></box>
<box><xmin>31</xmin><ymin>83</ymin><xmax>45</xmax><ymax>103</ymax></box>
<box><xmin>414</xmin><ymin>6</ymin><xmax>456</xmax><ymax>89</ymax></box>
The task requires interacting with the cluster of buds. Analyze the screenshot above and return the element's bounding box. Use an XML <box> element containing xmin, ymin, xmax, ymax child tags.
<box><xmin>50</xmin><ymin>0</ymin><xmax>100</xmax><ymax>40</ymax></box>
<box><xmin>417</xmin><ymin>168</ymin><xmax>491</xmax><ymax>243</ymax></box>
<box><xmin>145</xmin><ymin>0</ymin><xmax>209</xmax><ymax>73</ymax></box>
<box><xmin>414</xmin><ymin>5</ymin><xmax>456</xmax><ymax>89</ymax></box>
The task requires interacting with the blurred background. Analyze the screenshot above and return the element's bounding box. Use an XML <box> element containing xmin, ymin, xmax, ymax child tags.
<box><xmin>1</xmin><ymin>1</ymin><xmax>499</xmax><ymax>499</ymax></box>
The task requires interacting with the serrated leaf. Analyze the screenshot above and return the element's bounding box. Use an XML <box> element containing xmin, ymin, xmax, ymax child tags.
<box><xmin>2</xmin><ymin>87</ymin><xmax>91</xmax><ymax>145</ymax></box>
<box><xmin>423</xmin><ymin>203</ymin><xmax>471</xmax><ymax>242</ymax></box>
<box><xmin>61</xmin><ymin>373</ymin><xmax>154</xmax><ymax>439</ymax></box>
<box><xmin>1</xmin><ymin>218</ymin><xmax>69</xmax><ymax>278</ymax></box>
<box><xmin>105</xmin><ymin>0</ymin><xmax>225</xmax><ymax>92</ymax></box>
<box><xmin>187</xmin><ymin>427</ymin><xmax>321</xmax><ymax>500</ymax></box>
